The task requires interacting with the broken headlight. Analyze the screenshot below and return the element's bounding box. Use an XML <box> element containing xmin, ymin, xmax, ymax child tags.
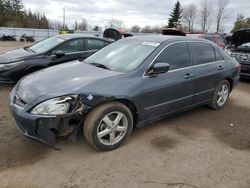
<box><xmin>31</xmin><ymin>95</ymin><xmax>78</xmax><ymax>115</ymax></box>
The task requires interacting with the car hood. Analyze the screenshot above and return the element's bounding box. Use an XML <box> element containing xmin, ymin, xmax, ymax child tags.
<box><xmin>0</xmin><ymin>48</ymin><xmax>34</xmax><ymax>64</ymax></box>
<box><xmin>15</xmin><ymin>61</ymin><xmax>123</xmax><ymax>104</ymax></box>
<box><xmin>232</xmin><ymin>29</ymin><xmax>250</xmax><ymax>47</ymax></box>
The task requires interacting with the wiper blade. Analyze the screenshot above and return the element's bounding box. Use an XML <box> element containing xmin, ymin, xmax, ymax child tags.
<box><xmin>89</xmin><ymin>63</ymin><xmax>111</xmax><ymax>70</ymax></box>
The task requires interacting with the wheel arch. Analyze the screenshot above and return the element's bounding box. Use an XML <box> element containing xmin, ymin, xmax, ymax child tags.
<box><xmin>225</xmin><ymin>77</ymin><xmax>233</xmax><ymax>92</ymax></box>
<box><xmin>115</xmin><ymin>98</ymin><xmax>138</xmax><ymax>124</ymax></box>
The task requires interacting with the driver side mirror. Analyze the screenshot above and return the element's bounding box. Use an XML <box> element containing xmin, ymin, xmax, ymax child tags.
<box><xmin>52</xmin><ymin>50</ymin><xmax>65</xmax><ymax>58</ymax></box>
<box><xmin>147</xmin><ymin>62</ymin><xmax>170</xmax><ymax>76</ymax></box>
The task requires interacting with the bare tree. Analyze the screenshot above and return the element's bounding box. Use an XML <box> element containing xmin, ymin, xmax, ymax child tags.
<box><xmin>141</xmin><ymin>25</ymin><xmax>152</xmax><ymax>33</ymax></box>
<box><xmin>130</xmin><ymin>25</ymin><xmax>141</xmax><ymax>33</ymax></box>
<box><xmin>182</xmin><ymin>3</ymin><xmax>197</xmax><ymax>33</ymax></box>
<box><xmin>199</xmin><ymin>0</ymin><xmax>213</xmax><ymax>33</ymax></box>
<box><xmin>78</xmin><ymin>18</ymin><xmax>88</xmax><ymax>31</ymax></box>
<box><xmin>215</xmin><ymin>0</ymin><xmax>229</xmax><ymax>32</ymax></box>
<box><xmin>110</xmin><ymin>18</ymin><xmax>125</xmax><ymax>29</ymax></box>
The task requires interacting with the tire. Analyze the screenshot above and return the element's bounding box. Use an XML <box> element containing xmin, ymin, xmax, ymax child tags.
<box><xmin>208</xmin><ymin>80</ymin><xmax>230</xmax><ymax>110</ymax></box>
<box><xmin>83</xmin><ymin>101</ymin><xmax>133</xmax><ymax>151</ymax></box>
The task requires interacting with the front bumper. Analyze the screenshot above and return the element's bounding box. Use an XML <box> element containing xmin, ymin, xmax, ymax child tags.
<box><xmin>10</xmin><ymin>99</ymin><xmax>84</xmax><ymax>148</ymax></box>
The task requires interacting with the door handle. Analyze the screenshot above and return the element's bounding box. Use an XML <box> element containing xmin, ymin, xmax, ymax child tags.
<box><xmin>184</xmin><ymin>73</ymin><xmax>194</xmax><ymax>79</ymax></box>
<box><xmin>217</xmin><ymin>65</ymin><xmax>224</xmax><ymax>70</ymax></box>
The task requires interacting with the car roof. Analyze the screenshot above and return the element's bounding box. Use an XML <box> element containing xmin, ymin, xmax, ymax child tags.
<box><xmin>128</xmin><ymin>35</ymin><xmax>211</xmax><ymax>44</ymax></box>
<box><xmin>54</xmin><ymin>34</ymin><xmax>109</xmax><ymax>41</ymax></box>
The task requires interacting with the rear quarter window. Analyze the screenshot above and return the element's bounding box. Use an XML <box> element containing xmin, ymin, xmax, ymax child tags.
<box><xmin>215</xmin><ymin>49</ymin><xmax>224</xmax><ymax>61</ymax></box>
<box><xmin>190</xmin><ymin>42</ymin><xmax>216</xmax><ymax>65</ymax></box>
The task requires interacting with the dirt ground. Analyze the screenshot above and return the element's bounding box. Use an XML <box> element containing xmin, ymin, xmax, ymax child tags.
<box><xmin>0</xmin><ymin>42</ymin><xmax>250</xmax><ymax>188</ymax></box>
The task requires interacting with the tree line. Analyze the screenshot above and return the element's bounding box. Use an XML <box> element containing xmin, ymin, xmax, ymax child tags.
<box><xmin>0</xmin><ymin>0</ymin><xmax>49</xmax><ymax>29</ymax></box>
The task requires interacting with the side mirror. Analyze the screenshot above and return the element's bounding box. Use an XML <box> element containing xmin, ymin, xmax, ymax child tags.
<box><xmin>53</xmin><ymin>50</ymin><xmax>65</xmax><ymax>58</ymax></box>
<box><xmin>147</xmin><ymin>62</ymin><xmax>170</xmax><ymax>76</ymax></box>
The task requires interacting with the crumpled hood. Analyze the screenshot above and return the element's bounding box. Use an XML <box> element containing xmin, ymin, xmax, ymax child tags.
<box><xmin>15</xmin><ymin>61</ymin><xmax>122</xmax><ymax>103</ymax></box>
<box><xmin>0</xmin><ymin>48</ymin><xmax>34</xmax><ymax>64</ymax></box>
<box><xmin>232</xmin><ymin>29</ymin><xmax>250</xmax><ymax>47</ymax></box>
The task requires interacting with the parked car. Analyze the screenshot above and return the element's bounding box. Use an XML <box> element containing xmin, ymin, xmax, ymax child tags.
<box><xmin>0</xmin><ymin>34</ymin><xmax>111</xmax><ymax>84</ymax></box>
<box><xmin>10</xmin><ymin>36</ymin><xmax>240</xmax><ymax>150</ymax></box>
<box><xmin>200</xmin><ymin>34</ymin><xmax>225</xmax><ymax>49</ymax></box>
<box><xmin>226</xmin><ymin>29</ymin><xmax>250</xmax><ymax>78</ymax></box>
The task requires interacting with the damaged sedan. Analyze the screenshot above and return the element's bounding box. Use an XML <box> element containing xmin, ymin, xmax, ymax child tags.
<box><xmin>10</xmin><ymin>35</ymin><xmax>240</xmax><ymax>150</ymax></box>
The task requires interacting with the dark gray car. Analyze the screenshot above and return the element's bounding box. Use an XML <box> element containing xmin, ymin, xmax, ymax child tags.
<box><xmin>10</xmin><ymin>35</ymin><xmax>240</xmax><ymax>150</ymax></box>
<box><xmin>0</xmin><ymin>34</ymin><xmax>111</xmax><ymax>84</ymax></box>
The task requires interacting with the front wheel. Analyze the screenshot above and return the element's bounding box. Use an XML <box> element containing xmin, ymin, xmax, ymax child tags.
<box><xmin>208</xmin><ymin>80</ymin><xmax>230</xmax><ymax>110</ymax></box>
<box><xmin>83</xmin><ymin>102</ymin><xmax>133</xmax><ymax>151</ymax></box>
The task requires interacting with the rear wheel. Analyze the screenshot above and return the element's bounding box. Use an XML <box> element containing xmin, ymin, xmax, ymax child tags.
<box><xmin>208</xmin><ymin>80</ymin><xmax>230</xmax><ymax>110</ymax></box>
<box><xmin>84</xmin><ymin>102</ymin><xmax>133</xmax><ymax>150</ymax></box>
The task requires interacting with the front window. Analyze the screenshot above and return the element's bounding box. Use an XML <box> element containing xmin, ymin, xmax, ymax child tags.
<box><xmin>85</xmin><ymin>39</ymin><xmax>158</xmax><ymax>72</ymax></box>
<box><xmin>29</xmin><ymin>36</ymin><xmax>65</xmax><ymax>53</ymax></box>
<box><xmin>53</xmin><ymin>39</ymin><xmax>85</xmax><ymax>53</ymax></box>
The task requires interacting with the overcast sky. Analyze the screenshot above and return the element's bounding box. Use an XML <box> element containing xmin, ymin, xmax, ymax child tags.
<box><xmin>22</xmin><ymin>0</ymin><xmax>250</xmax><ymax>32</ymax></box>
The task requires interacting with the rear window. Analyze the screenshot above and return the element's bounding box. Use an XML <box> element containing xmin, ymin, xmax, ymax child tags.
<box><xmin>215</xmin><ymin>49</ymin><xmax>224</xmax><ymax>61</ymax></box>
<box><xmin>86</xmin><ymin>39</ymin><xmax>105</xmax><ymax>50</ymax></box>
<box><xmin>190</xmin><ymin>42</ymin><xmax>216</xmax><ymax>65</ymax></box>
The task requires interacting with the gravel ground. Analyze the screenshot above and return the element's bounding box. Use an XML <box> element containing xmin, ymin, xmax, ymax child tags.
<box><xmin>0</xmin><ymin>42</ymin><xmax>250</xmax><ymax>188</ymax></box>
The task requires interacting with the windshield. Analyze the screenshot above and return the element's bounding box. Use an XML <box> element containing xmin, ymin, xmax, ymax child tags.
<box><xmin>85</xmin><ymin>39</ymin><xmax>158</xmax><ymax>72</ymax></box>
<box><xmin>29</xmin><ymin>36</ymin><xmax>65</xmax><ymax>53</ymax></box>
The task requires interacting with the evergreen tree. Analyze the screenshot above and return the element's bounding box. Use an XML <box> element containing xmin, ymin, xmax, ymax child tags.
<box><xmin>168</xmin><ymin>1</ymin><xmax>183</xmax><ymax>28</ymax></box>
<box><xmin>231</xmin><ymin>14</ymin><xmax>250</xmax><ymax>33</ymax></box>
<box><xmin>0</xmin><ymin>0</ymin><xmax>49</xmax><ymax>28</ymax></box>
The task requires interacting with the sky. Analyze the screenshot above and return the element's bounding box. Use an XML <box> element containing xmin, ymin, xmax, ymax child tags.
<box><xmin>22</xmin><ymin>0</ymin><xmax>250</xmax><ymax>32</ymax></box>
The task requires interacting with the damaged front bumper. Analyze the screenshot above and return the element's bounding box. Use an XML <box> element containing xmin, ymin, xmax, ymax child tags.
<box><xmin>10</xmin><ymin>97</ymin><xmax>86</xmax><ymax>148</ymax></box>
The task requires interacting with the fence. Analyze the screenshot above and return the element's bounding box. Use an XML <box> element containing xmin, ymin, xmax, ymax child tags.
<box><xmin>0</xmin><ymin>27</ymin><xmax>101</xmax><ymax>42</ymax></box>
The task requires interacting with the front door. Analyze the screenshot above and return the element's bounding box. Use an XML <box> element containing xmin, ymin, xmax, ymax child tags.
<box><xmin>138</xmin><ymin>42</ymin><xmax>195</xmax><ymax>120</ymax></box>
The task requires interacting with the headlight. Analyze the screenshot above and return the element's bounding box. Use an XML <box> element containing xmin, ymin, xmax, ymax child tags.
<box><xmin>0</xmin><ymin>61</ymin><xmax>23</xmax><ymax>69</ymax></box>
<box><xmin>31</xmin><ymin>95</ymin><xmax>78</xmax><ymax>115</ymax></box>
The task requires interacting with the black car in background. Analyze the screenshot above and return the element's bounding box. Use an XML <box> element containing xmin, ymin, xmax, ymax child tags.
<box><xmin>226</xmin><ymin>29</ymin><xmax>250</xmax><ymax>78</ymax></box>
<box><xmin>0</xmin><ymin>34</ymin><xmax>111</xmax><ymax>84</ymax></box>
<box><xmin>10</xmin><ymin>35</ymin><xmax>240</xmax><ymax>150</ymax></box>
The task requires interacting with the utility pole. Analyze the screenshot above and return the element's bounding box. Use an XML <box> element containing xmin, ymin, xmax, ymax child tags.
<box><xmin>63</xmin><ymin>8</ymin><xmax>66</xmax><ymax>29</ymax></box>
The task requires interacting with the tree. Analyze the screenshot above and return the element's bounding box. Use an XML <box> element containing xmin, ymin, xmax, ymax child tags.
<box><xmin>182</xmin><ymin>3</ymin><xmax>197</xmax><ymax>33</ymax></box>
<box><xmin>215</xmin><ymin>0</ymin><xmax>230</xmax><ymax>32</ymax></box>
<box><xmin>231</xmin><ymin>14</ymin><xmax>250</xmax><ymax>33</ymax></box>
<box><xmin>199</xmin><ymin>0</ymin><xmax>213</xmax><ymax>33</ymax></box>
<box><xmin>130</xmin><ymin>25</ymin><xmax>141</xmax><ymax>33</ymax></box>
<box><xmin>78</xmin><ymin>18</ymin><xmax>88</xmax><ymax>31</ymax></box>
<box><xmin>141</xmin><ymin>25</ymin><xmax>152</xmax><ymax>33</ymax></box>
<box><xmin>168</xmin><ymin>1</ymin><xmax>183</xmax><ymax>28</ymax></box>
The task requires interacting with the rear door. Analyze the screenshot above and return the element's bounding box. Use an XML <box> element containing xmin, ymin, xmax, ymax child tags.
<box><xmin>189</xmin><ymin>42</ymin><xmax>226</xmax><ymax>104</ymax></box>
<box><xmin>140</xmin><ymin>42</ymin><xmax>195</xmax><ymax>119</ymax></box>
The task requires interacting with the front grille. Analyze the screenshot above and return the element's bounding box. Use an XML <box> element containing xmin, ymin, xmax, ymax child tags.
<box><xmin>231</xmin><ymin>52</ymin><xmax>250</xmax><ymax>64</ymax></box>
<box><xmin>14</xmin><ymin>95</ymin><xmax>27</xmax><ymax>107</ymax></box>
